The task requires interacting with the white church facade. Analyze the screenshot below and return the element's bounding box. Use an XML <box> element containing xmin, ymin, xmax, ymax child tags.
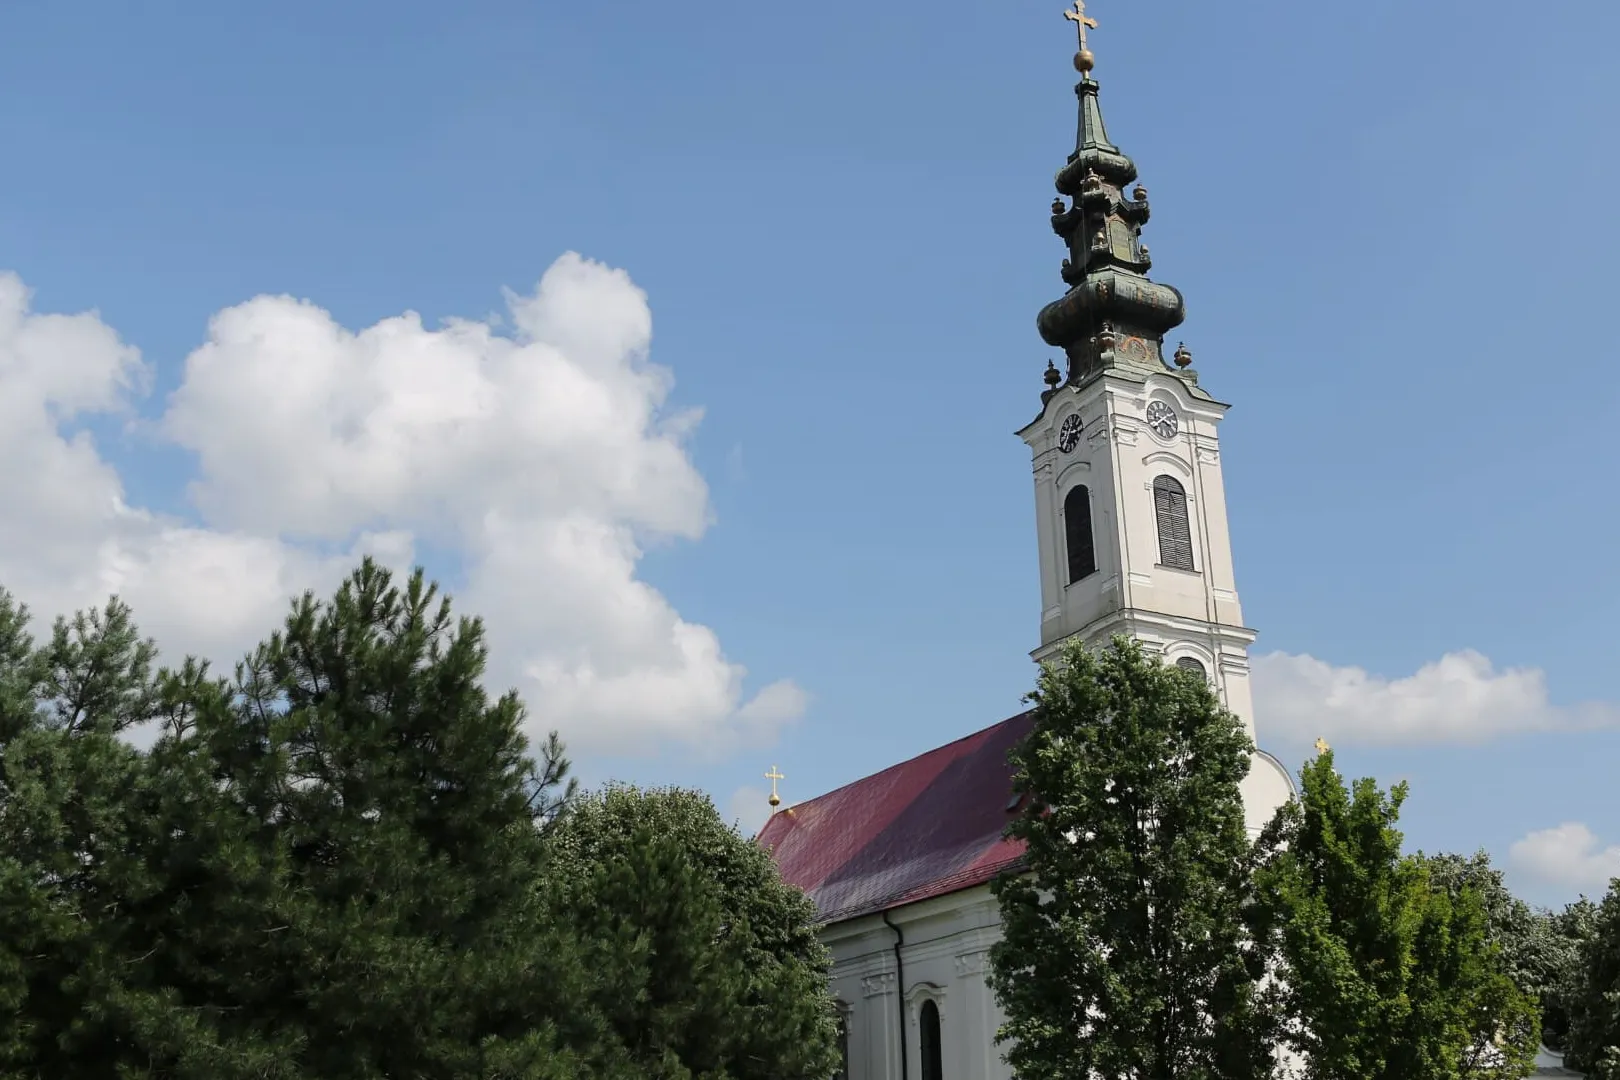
<box><xmin>755</xmin><ymin>7</ymin><xmax>1296</xmax><ymax>1079</ymax></box>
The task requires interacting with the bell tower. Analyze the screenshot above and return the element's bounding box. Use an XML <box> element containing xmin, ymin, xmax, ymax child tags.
<box><xmin>1018</xmin><ymin>2</ymin><xmax>1259</xmax><ymax>736</ymax></box>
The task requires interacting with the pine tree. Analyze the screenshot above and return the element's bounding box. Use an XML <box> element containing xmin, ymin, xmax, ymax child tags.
<box><xmin>202</xmin><ymin>559</ymin><xmax>596</xmax><ymax>1079</ymax></box>
<box><xmin>0</xmin><ymin>592</ymin><xmax>301</xmax><ymax>1078</ymax></box>
<box><xmin>0</xmin><ymin>564</ymin><xmax>604</xmax><ymax>1079</ymax></box>
<box><xmin>988</xmin><ymin>636</ymin><xmax>1276</xmax><ymax>1080</ymax></box>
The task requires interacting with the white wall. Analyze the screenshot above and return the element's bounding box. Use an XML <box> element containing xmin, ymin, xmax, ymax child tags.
<box><xmin>1021</xmin><ymin>369</ymin><xmax>1265</xmax><ymax>742</ymax></box>
<box><xmin>824</xmin><ymin>887</ymin><xmax>1011</xmax><ymax>1080</ymax></box>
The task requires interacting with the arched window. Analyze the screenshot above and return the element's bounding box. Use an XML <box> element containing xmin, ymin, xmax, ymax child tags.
<box><xmin>1064</xmin><ymin>485</ymin><xmax>1097</xmax><ymax>583</ymax></box>
<box><xmin>919</xmin><ymin>999</ymin><xmax>944</xmax><ymax>1080</ymax></box>
<box><xmin>1153</xmin><ymin>475</ymin><xmax>1195</xmax><ymax>571</ymax></box>
<box><xmin>1175</xmin><ymin>656</ymin><xmax>1208</xmax><ymax>682</ymax></box>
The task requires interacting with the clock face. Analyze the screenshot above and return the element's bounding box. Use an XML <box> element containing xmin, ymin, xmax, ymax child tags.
<box><xmin>1145</xmin><ymin>400</ymin><xmax>1178</xmax><ymax>439</ymax></box>
<box><xmin>1057</xmin><ymin>413</ymin><xmax>1083</xmax><ymax>453</ymax></box>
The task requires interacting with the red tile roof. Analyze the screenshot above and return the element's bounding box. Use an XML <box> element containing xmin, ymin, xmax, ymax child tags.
<box><xmin>756</xmin><ymin>712</ymin><xmax>1032</xmax><ymax>924</ymax></box>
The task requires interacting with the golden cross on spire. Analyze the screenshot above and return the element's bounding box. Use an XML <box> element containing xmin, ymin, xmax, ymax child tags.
<box><xmin>765</xmin><ymin>765</ymin><xmax>785</xmax><ymax>809</ymax></box>
<box><xmin>1064</xmin><ymin>0</ymin><xmax>1099</xmax><ymax>73</ymax></box>
<box><xmin>1314</xmin><ymin>737</ymin><xmax>1331</xmax><ymax>756</ymax></box>
<box><xmin>1065</xmin><ymin>1</ymin><xmax>1098</xmax><ymax>47</ymax></box>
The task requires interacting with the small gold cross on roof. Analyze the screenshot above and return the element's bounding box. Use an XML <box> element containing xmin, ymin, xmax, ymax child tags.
<box><xmin>1064</xmin><ymin>0</ymin><xmax>1098</xmax><ymax>48</ymax></box>
<box><xmin>1314</xmin><ymin>737</ymin><xmax>1331</xmax><ymax>756</ymax></box>
<box><xmin>765</xmin><ymin>765</ymin><xmax>785</xmax><ymax>809</ymax></box>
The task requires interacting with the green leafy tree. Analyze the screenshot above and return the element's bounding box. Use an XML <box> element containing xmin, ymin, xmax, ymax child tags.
<box><xmin>988</xmin><ymin>636</ymin><xmax>1276</xmax><ymax>1080</ymax></box>
<box><xmin>1544</xmin><ymin>898</ymin><xmax>1600</xmax><ymax>1060</ymax></box>
<box><xmin>1563</xmin><ymin>884</ymin><xmax>1620</xmax><ymax>1079</ymax></box>
<box><xmin>1425</xmin><ymin>851</ymin><xmax>1597</xmax><ymax>1056</ymax></box>
<box><xmin>543</xmin><ymin>785</ymin><xmax>840</xmax><ymax>1080</ymax></box>
<box><xmin>1261</xmin><ymin>754</ymin><xmax>1538</xmax><ymax>1080</ymax></box>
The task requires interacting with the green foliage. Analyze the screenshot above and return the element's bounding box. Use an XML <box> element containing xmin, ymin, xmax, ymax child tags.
<box><xmin>1259</xmin><ymin>755</ymin><xmax>1538</xmax><ymax>1080</ymax></box>
<box><xmin>1425</xmin><ymin>851</ymin><xmax>1595</xmax><ymax>1057</ymax></box>
<box><xmin>1544</xmin><ymin>898</ymin><xmax>1599</xmax><ymax>1062</ymax></box>
<box><xmin>194</xmin><ymin>560</ymin><xmax>597</xmax><ymax>1078</ymax></box>
<box><xmin>0</xmin><ymin>563</ymin><xmax>835</xmax><ymax>1079</ymax></box>
<box><xmin>0</xmin><ymin>590</ymin><xmax>301</xmax><ymax>1078</ymax></box>
<box><xmin>989</xmin><ymin>636</ymin><xmax>1275</xmax><ymax>1080</ymax></box>
<box><xmin>1563</xmin><ymin>886</ymin><xmax>1620</xmax><ymax>1079</ymax></box>
<box><xmin>543</xmin><ymin>785</ymin><xmax>840</xmax><ymax>1080</ymax></box>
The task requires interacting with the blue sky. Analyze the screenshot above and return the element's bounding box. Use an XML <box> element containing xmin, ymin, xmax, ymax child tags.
<box><xmin>1</xmin><ymin>0</ymin><xmax>1616</xmax><ymax>908</ymax></box>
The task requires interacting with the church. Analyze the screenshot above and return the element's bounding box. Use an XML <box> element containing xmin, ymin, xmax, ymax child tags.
<box><xmin>755</xmin><ymin>6</ymin><xmax>1296</xmax><ymax>1078</ymax></box>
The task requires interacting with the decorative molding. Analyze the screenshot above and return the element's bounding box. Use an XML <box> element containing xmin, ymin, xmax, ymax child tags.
<box><xmin>1111</xmin><ymin>423</ymin><xmax>1140</xmax><ymax>447</ymax></box>
<box><xmin>954</xmin><ymin>950</ymin><xmax>991</xmax><ymax>978</ymax></box>
<box><xmin>1055</xmin><ymin>460</ymin><xmax>1094</xmax><ymax>491</ymax></box>
<box><xmin>1196</xmin><ymin>445</ymin><xmax>1220</xmax><ymax>464</ymax></box>
<box><xmin>861</xmin><ymin>972</ymin><xmax>896</xmax><ymax>998</ymax></box>
<box><xmin>1142</xmin><ymin>449</ymin><xmax>1193</xmax><ymax>475</ymax></box>
<box><xmin>905</xmin><ymin>982</ymin><xmax>948</xmax><ymax>1027</ymax></box>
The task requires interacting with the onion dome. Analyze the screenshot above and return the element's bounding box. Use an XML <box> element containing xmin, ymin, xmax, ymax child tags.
<box><xmin>1038</xmin><ymin>4</ymin><xmax>1188</xmax><ymax>386</ymax></box>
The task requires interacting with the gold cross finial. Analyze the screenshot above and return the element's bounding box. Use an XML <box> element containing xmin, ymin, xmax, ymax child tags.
<box><xmin>1064</xmin><ymin>0</ymin><xmax>1099</xmax><ymax>70</ymax></box>
<box><xmin>1314</xmin><ymin>737</ymin><xmax>1331</xmax><ymax>756</ymax></box>
<box><xmin>765</xmin><ymin>765</ymin><xmax>785</xmax><ymax>809</ymax></box>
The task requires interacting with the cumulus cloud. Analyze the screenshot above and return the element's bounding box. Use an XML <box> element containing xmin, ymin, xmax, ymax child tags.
<box><xmin>0</xmin><ymin>255</ymin><xmax>804</xmax><ymax>755</ymax></box>
<box><xmin>1509</xmin><ymin>823</ymin><xmax>1620</xmax><ymax>895</ymax></box>
<box><xmin>1252</xmin><ymin>648</ymin><xmax>1620</xmax><ymax>746</ymax></box>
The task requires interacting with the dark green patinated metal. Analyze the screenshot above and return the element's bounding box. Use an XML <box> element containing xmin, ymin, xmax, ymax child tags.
<box><xmin>1038</xmin><ymin>76</ymin><xmax>1201</xmax><ymax>393</ymax></box>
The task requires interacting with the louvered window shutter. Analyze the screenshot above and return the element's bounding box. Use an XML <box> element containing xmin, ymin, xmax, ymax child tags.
<box><xmin>1153</xmin><ymin>475</ymin><xmax>1195</xmax><ymax>570</ymax></box>
<box><xmin>1064</xmin><ymin>485</ymin><xmax>1097</xmax><ymax>583</ymax></box>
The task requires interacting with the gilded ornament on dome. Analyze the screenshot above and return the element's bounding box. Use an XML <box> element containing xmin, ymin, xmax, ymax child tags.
<box><xmin>1063</xmin><ymin>0</ymin><xmax>1099</xmax><ymax>72</ymax></box>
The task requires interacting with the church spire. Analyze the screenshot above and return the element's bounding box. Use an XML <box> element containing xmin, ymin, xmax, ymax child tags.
<box><xmin>1039</xmin><ymin>3</ymin><xmax>1188</xmax><ymax>388</ymax></box>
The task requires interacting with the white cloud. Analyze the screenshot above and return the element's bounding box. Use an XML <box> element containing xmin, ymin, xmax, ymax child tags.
<box><xmin>1251</xmin><ymin>648</ymin><xmax>1620</xmax><ymax>746</ymax></box>
<box><xmin>0</xmin><ymin>255</ymin><xmax>804</xmax><ymax>756</ymax></box>
<box><xmin>1509</xmin><ymin>823</ymin><xmax>1620</xmax><ymax>895</ymax></box>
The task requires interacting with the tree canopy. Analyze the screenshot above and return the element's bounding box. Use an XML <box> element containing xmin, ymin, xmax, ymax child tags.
<box><xmin>989</xmin><ymin>636</ymin><xmax>1276</xmax><ymax>1080</ymax></box>
<box><xmin>1424</xmin><ymin>851</ymin><xmax>1598</xmax><ymax>1059</ymax></box>
<box><xmin>543</xmin><ymin>785</ymin><xmax>840</xmax><ymax>1080</ymax></box>
<box><xmin>1562</xmin><ymin>885</ymin><xmax>1620</xmax><ymax>1079</ymax></box>
<box><xmin>0</xmin><ymin>562</ymin><xmax>836</xmax><ymax>1080</ymax></box>
<box><xmin>1258</xmin><ymin>753</ymin><xmax>1538</xmax><ymax>1080</ymax></box>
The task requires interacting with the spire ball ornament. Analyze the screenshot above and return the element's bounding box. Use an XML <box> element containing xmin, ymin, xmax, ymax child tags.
<box><xmin>765</xmin><ymin>765</ymin><xmax>785</xmax><ymax>810</ymax></box>
<box><xmin>1173</xmin><ymin>342</ymin><xmax>1193</xmax><ymax>369</ymax></box>
<box><xmin>1044</xmin><ymin>359</ymin><xmax>1063</xmax><ymax>388</ymax></box>
<box><xmin>1064</xmin><ymin>0</ymin><xmax>1099</xmax><ymax>72</ymax></box>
